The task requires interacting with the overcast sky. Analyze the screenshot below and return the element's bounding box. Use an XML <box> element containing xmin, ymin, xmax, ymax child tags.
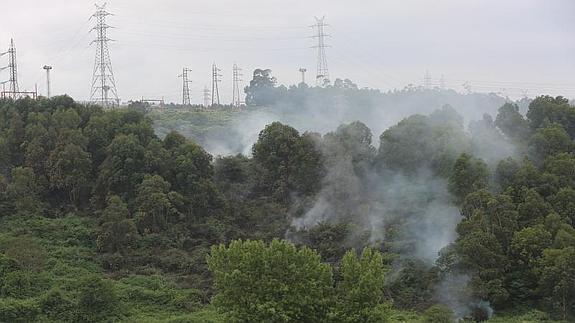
<box><xmin>1</xmin><ymin>0</ymin><xmax>574</xmax><ymax>104</ymax></box>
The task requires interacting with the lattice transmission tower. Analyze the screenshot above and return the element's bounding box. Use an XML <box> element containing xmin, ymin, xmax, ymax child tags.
<box><xmin>90</xmin><ymin>3</ymin><xmax>119</xmax><ymax>108</ymax></box>
<box><xmin>311</xmin><ymin>16</ymin><xmax>330</xmax><ymax>86</ymax></box>
<box><xmin>0</xmin><ymin>39</ymin><xmax>19</xmax><ymax>99</ymax></box>
<box><xmin>232</xmin><ymin>63</ymin><xmax>243</xmax><ymax>108</ymax></box>
<box><xmin>179</xmin><ymin>68</ymin><xmax>192</xmax><ymax>106</ymax></box>
<box><xmin>203</xmin><ymin>86</ymin><xmax>211</xmax><ymax>108</ymax></box>
<box><xmin>423</xmin><ymin>70</ymin><xmax>432</xmax><ymax>89</ymax></box>
<box><xmin>211</xmin><ymin>63</ymin><xmax>222</xmax><ymax>106</ymax></box>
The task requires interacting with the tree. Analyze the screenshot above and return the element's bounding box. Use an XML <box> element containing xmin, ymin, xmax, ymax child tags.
<box><xmin>333</xmin><ymin>248</ymin><xmax>388</xmax><ymax>322</ymax></box>
<box><xmin>454</xmin><ymin>230</ymin><xmax>509</xmax><ymax>306</ymax></box>
<box><xmin>0</xmin><ymin>298</ymin><xmax>39</xmax><ymax>323</ymax></box>
<box><xmin>323</xmin><ymin>121</ymin><xmax>376</xmax><ymax>175</ymax></box>
<box><xmin>527</xmin><ymin>95</ymin><xmax>575</xmax><ymax>138</ymax></box>
<box><xmin>544</xmin><ymin>153</ymin><xmax>575</xmax><ymax>188</ymax></box>
<box><xmin>550</xmin><ymin>188</ymin><xmax>575</xmax><ymax>224</ymax></box>
<box><xmin>529</xmin><ymin>124</ymin><xmax>573</xmax><ymax>162</ymax></box>
<box><xmin>495</xmin><ymin>157</ymin><xmax>520</xmax><ymax>191</ymax></box>
<box><xmin>76</xmin><ymin>275</ymin><xmax>119</xmax><ymax>322</ymax></box>
<box><xmin>537</xmin><ymin>247</ymin><xmax>575</xmax><ymax>320</ymax></box>
<box><xmin>245</xmin><ymin>68</ymin><xmax>279</xmax><ymax>106</ymax></box>
<box><xmin>47</xmin><ymin>143</ymin><xmax>92</xmax><ymax>203</ymax></box>
<box><xmin>97</xmin><ymin>195</ymin><xmax>137</xmax><ymax>253</ymax></box>
<box><xmin>448</xmin><ymin>153</ymin><xmax>489</xmax><ymax>204</ymax></box>
<box><xmin>376</xmin><ymin>112</ymin><xmax>468</xmax><ymax>176</ymax></box>
<box><xmin>511</xmin><ymin>225</ymin><xmax>552</xmax><ymax>267</ymax></box>
<box><xmin>134</xmin><ymin>175</ymin><xmax>181</xmax><ymax>233</ymax></box>
<box><xmin>207</xmin><ymin>239</ymin><xmax>333</xmax><ymax>322</ymax></box>
<box><xmin>0</xmin><ymin>137</ymin><xmax>11</xmax><ymax>175</ymax></box>
<box><xmin>252</xmin><ymin>122</ymin><xmax>323</xmax><ymax>202</ymax></box>
<box><xmin>6</xmin><ymin>167</ymin><xmax>44</xmax><ymax>214</ymax></box>
<box><xmin>95</xmin><ymin>134</ymin><xmax>146</xmax><ymax>201</ymax></box>
<box><xmin>495</xmin><ymin>103</ymin><xmax>530</xmax><ymax>143</ymax></box>
<box><xmin>517</xmin><ymin>189</ymin><xmax>552</xmax><ymax>227</ymax></box>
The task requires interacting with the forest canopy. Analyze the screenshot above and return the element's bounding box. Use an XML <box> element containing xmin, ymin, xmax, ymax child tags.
<box><xmin>0</xmin><ymin>93</ymin><xmax>574</xmax><ymax>322</ymax></box>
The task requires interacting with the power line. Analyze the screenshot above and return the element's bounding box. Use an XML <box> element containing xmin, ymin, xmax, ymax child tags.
<box><xmin>178</xmin><ymin>68</ymin><xmax>192</xmax><ymax>106</ymax></box>
<box><xmin>311</xmin><ymin>16</ymin><xmax>330</xmax><ymax>86</ymax></box>
<box><xmin>89</xmin><ymin>3</ymin><xmax>119</xmax><ymax>108</ymax></box>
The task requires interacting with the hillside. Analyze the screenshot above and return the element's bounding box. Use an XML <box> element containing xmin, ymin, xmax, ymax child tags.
<box><xmin>0</xmin><ymin>95</ymin><xmax>574</xmax><ymax>322</ymax></box>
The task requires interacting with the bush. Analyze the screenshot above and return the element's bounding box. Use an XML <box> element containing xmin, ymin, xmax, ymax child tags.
<box><xmin>422</xmin><ymin>304</ymin><xmax>455</xmax><ymax>323</ymax></box>
<box><xmin>0</xmin><ymin>298</ymin><xmax>40</xmax><ymax>323</ymax></box>
<box><xmin>76</xmin><ymin>275</ymin><xmax>120</xmax><ymax>322</ymax></box>
<box><xmin>39</xmin><ymin>288</ymin><xmax>75</xmax><ymax>321</ymax></box>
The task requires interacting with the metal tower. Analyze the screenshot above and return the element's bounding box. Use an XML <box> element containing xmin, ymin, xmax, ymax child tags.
<box><xmin>203</xmin><ymin>86</ymin><xmax>211</xmax><ymax>108</ymax></box>
<box><xmin>232</xmin><ymin>63</ymin><xmax>243</xmax><ymax>108</ymax></box>
<box><xmin>211</xmin><ymin>63</ymin><xmax>221</xmax><ymax>106</ymax></box>
<box><xmin>299</xmin><ymin>68</ymin><xmax>307</xmax><ymax>84</ymax></box>
<box><xmin>311</xmin><ymin>16</ymin><xmax>330</xmax><ymax>86</ymax></box>
<box><xmin>43</xmin><ymin>65</ymin><xmax>53</xmax><ymax>98</ymax></box>
<box><xmin>7</xmin><ymin>39</ymin><xmax>18</xmax><ymax>97</ymax></box>
<box><xmin>89</xmin><ymin>3</ymin><xmax>119</xmax><ymax>108</ymax></box>
<box><xmin>424</xmin><ymin>70</ymin><xmax>432</xmax><ymax>89</ymax></box>
<box><xmin>179</xmin><ymin>68</ymin><xmax>192</xmax><ymax>106</ymax></box>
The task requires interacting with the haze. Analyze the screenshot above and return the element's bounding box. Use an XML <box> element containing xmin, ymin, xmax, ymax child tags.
<box><xmin>1</xmin><ymin>0</ymin><xmax>574</xmax><ymax>103</ymax></box>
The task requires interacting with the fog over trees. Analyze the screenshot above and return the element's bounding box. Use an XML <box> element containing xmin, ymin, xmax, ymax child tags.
<box><xmin>0</xmin><ymin>81</ymin><xmax>574</xmax><ymax>321</ymax></box>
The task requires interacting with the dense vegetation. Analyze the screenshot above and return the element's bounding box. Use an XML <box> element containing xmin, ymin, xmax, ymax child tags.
<box><xmin>0</xmin><ymin>91</ymin><xmax>574</xmax><ymax>322</ymax></box>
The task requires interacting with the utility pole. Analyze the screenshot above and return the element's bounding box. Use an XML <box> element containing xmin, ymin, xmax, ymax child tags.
<box><xmin>232</xmin><ymin>63</ymin><xmax>243</xmax><ymax>108</ymax></box>
<box><xmin>424</xmin><ymin>70</ymin><xmax>432</xmax><ymax>89</ymax></box>
<box><xmin>299</xmin><ymin>68</ymin><xmax>307</xmax><ymax>85</ymax></box>
<box><xmin>203</xmin><ymin>86</ymin><xmax>211</xmax><ymax>108</ymax></box>
<box><xmin>311</xmin><ymin>16</ymin><xmax>330</xmax><ymax>86</ymax></box>
<box><xmin>440</xmin><ymin>74</ymin><xmax>445</xmax><ymax>90</ymax></box>
<box><xmin>178</xmin><ymin>68</ymin><xmax>192</xmax><ymax>106</ymax></box>
<box><xmin>43</xmin><ymin>65</ymin><xmax>53</xmax><ymax>98</ymax></box>
<box><xmin>211</xmin><ymin>63</ymin><xmax>221</xmax><ymax>106</ymax></box>
<box><xmin>89</xmin><ymin>3</ymin><xmax>119</xmax><ymax>108</ymax></box>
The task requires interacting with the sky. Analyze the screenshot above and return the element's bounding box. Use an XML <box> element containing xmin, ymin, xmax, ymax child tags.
<box><xmin>1</xmin><ymin>0</ymin><xmax>574</xmax><ymax>104</ymax></box>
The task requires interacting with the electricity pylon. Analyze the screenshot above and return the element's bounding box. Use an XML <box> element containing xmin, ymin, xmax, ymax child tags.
<box><xmin>89</xmin><ymin>3</ymin><xmax>119</xmax><ymax>108</ymax></box>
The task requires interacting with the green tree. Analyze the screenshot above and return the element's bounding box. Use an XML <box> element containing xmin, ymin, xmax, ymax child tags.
<box><xmin>252</xmin><ymin>122</ymin><xmax>323</xmax><ymax>202</ymax></box>
<box><xmin>322</xmin><ymin>121</ymin><xmax>375</xmax><ymax>175</ymax></box>
<box><xmin>134</xmin><ymin>175</ymin><xmax>182</xmax><ymax>233</ymax></box>
<box><xmin>537</xmin><ymin>247</ymin><xmax>575</xmax><ymax>320</ymax></box>
<box><xmin>511</xmin><ymin>225</ymin><xmax>552</xmax><ymax>267</ymax></box>
<box><xmin>495</xmin><ymin>102</ymin><xmax>530</xmax><ymax>143</ymax></box>
<box><xmin>529</xmin><ymin>124</ymin><xmax>573</xmax><ymax>162</ymax></box>
<box><xmin>6</xmin><ymin>167</ymin><xmax>44</xmax><ymax>214</ymax></box>
<box><xmin>495</xmin><ymin>157</ymin><xmax>519</xmax><ymax>191</ymax></box>
<box><xmin>544</xmin><ymin>153</ymin><xmax>575</xmax><ymax>188</ymax></box>
<box><xmin>527</xmin><ymin>95</ymin><xmax>575</xmax><ymax>138</ymax></box>
<box><xmin>245</xmin><ymin>68</ymin><xmax>279</xmax><ymax>106</ymax></box>
<box><xmin>550</xmin><ymin>188</ymin><xmax>575</xmax><ymax>224</ymax></box>
<box><xmin>76</xmin><ymin>275</ymin><xmax>119</xmax><ymax>322</ymax></box>
<box><xmin>47</xmin><ymin>143</ymin><xmax>92</xmax><ymax>203</ymax></box>
<box><xmin>97</xmin><ymin>195</ymin><xmax>137</xmax><ymax>253</ymax></box>
<box><xmin>0</xmin><ymin>298</ymin><xmax>39</xmax><ymax>323</ymax></box>
<box><xmin>376</xmin><ymin>111</ymin><xmax>468</xmax><ymax>176</ymax></box>
<box><xmin>207</xmin><ymin>239</ymin><xmax>333</xmax><ymax>322</ymax></box>
<box><xmin>95</xmin><ymin>134</ymin><xmax>146</xmax><ymax>201</ymax></box>
<box><xmin>448</xmin><ymin>153</ymin><xmax>489</xmax><ymax>204</ymax></box>
<box><xmin>334</xmin><ymin>247</ymin><xmax>387</xmax><ymax>322</ymax></box>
